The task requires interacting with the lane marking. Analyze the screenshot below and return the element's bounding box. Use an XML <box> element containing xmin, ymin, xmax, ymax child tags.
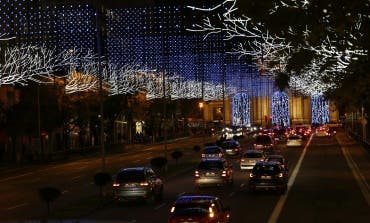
<box><xmin>71</xmin><ymin>175</ymin><xmax>81</xmax><ymax>180</ymax></box>
<box><xmin>337</xmin><ymin>136</ymin><xmax>370</xmax><ymax>206</ymax></box>
<box><xmin>0</xmin><ymin>173</ymin><xmax>33</xmax><ymax>183</ymax></box>
<box><xmin>6</xmin><ymin>203</ymin><xmax>29</xmax><ymax>210</ymax></box>
<box><xmin>267</xmin><ymin>134</ymin><xmax>313</xmax><ymax>223</ymax></box>
<box><xmin>154</xmin><ymin>202</ymin><xmax>167</xmax><ymax>210</ymax></box>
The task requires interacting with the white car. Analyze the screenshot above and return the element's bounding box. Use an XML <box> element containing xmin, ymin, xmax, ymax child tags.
<box><xmin>286</xmin><ymin>135</ymin><xmax>303</xmax><ymax>147</ymax></box>
<box><xmin>240</xmin><ymin>150</ymin><xmax>265</xmax><ymax>170</ymax></box>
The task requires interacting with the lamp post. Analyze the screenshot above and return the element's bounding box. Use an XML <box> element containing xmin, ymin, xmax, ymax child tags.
<box><xmin>199</xmin><ymin>102</ymin><xmax>205</xmax><ymax>145</ymax></box>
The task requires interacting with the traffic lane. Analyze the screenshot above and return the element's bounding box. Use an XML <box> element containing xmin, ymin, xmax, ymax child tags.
<box><xmin>87</xmin><ymin>160</ymin><xmax>242</xmax><ymax>222</ymax></box>
<box><xmin>223</xmin><ymin>143</ymin><xmax>304</xmax><ymax>223</ymax></box>
<box><xmin>278</xmin><ymin>135</ymin><xmax>370</xmax><ymax>223</ymax></box>
<box><xmin>0</xmin><ymin>138</ymin><xmax>203</xmax><ymax>220</ymax></box>
<box><xmin>86</xmin><ymin>147</ymin><xmax>300</xmax><ymax>223</ymax></box>
<box><xmin>0</xmin><ymin>150</ymin><xmax>158</xmax><ymax>220</ymax></box>
<box><xmin>336</xmin><ymin>131</ymin><xmax>370</xmax><ymax>191</ymax></box>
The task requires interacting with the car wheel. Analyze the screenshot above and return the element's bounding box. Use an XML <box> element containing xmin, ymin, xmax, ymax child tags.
<box><xmin>155</xmin><ymin>186</ymin><xmax>164</xmax><ymax>202</ymax></box>
<box><xmin>229</xmin><ymin>178</ymin><xmax>234</xmax><ymax>186</ymax></box>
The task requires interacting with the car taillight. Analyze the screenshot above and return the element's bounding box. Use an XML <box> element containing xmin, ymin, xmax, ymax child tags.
<box><xmin>241</xmin><ymin>159</ymin><xmax>245</xmax><ymax>162</ymax></box>
<box><xmin>140</xmin><ymin>182</ymin><xmax>149</xmax><ymax>186</ymax></box>
<box><xmin>249</xmin><ymin>173</ymin><xmax>254</xmax><ymax>178</ymax></box>
<box><xmin>195</xmin><ymin>170</ymin><xmax>200</xmax><ymax>177</ymax></box>
<box><xmin>278</xmin><ymin>173</ymin><xmax>283</xmax><ymax>178</ymax></box>
<box><xmin>201</xmin><ymin>154</ymin><xmax>205</xmax><ymax>158</ymax></box>
<box><xmin>113</xmin><ymin>182</ymin><xmax>120</xmax><ymax>187</ymax></box>
<box><xmin>218</xmin><ymin>153</ymin><xmax>223</xmax><ymax>157</ymax></box>
<box><xmin>222</xmin><ymin>170</ymin><xmax>227</xmax><ymax>177</ymax></box>
<box><xmin>170</xmin><ymin>206</ymin><xmax>175</xmax><ymax>213</ymax></box>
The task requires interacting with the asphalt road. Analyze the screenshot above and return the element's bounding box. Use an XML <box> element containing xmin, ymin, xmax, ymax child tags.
<box><xmin>0</xmin><ymin>135</ymin><xmax>219</xmax><ymax>221</ymax></box>
<box><xmin>83</xmin><ymin>131</ymin><xmax>370</xmax><ymax>223</ymax></box>
<box><xmin>1</xmin><ymin>131</ymin><xmax>369</xmax><ymax>223</ymax></box>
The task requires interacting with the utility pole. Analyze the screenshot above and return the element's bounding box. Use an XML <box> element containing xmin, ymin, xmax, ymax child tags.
<box><xmin>163</xmin><ymin>71</ymin><xmax>167</xmax><ymax>158</ymax></box>
<box><xmin>95</xmin><ymin>0</ymin><xmax>105</xmax><ymax>171</ymax></box>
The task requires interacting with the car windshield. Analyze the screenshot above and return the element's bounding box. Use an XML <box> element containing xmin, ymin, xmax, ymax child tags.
<box><xmin>198</xmin><ymin>161</ymin><xmax>223</xmax><ymax>170</ymax></box>
<box><xmin>244</xmin><ymin>152</ymin><xmax>263</xmax><ymax>158</ymax></box>
<box><xmin>116</xmin><ymin>171</ymin><xmax>145</xmax><ymax>183</ymax></box>
<box><xmin>173</xmin><ymin>204</ymin><xmax>209</xmax><ymax>216</ymax></box>
<box><xmin>252</xmin><ymin>165</ymin><xmax>280</xmax><ymax>174</ymax></box>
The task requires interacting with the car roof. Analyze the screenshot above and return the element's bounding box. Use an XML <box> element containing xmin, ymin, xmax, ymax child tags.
<box><xmin>255</xmin><ymin>161</ymin><xmax>281</xmax><ymax>166</ymax></box>
<box><xmin>200</xmin><ymin>158</ymin><xmax>226</xmax><ymax>162</ymax></box>
<box><xmin>175</xmin><ymin>195</ymin><xmax>218</xmax><ymax>204</ymax></box>
<box><xmin>204</xmin><ymin>145</ymin><xmax>221</xmax><ymax>149</ymax></box>
<box><xmin>244</xmin><ymin>150</ymin><xmax>264</xmax><ymax>154</ymax></box>
<box><xmin>265</xmin><ymin>154</ymin><xmax>284</xmax><ymax>159</ymax></box>
<box><xmin>118</xmin><ymin>167</ymin><xmax>147</xmax><ymax>172</ymax></box>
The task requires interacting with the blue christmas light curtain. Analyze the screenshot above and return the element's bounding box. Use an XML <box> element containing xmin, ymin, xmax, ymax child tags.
<box><xmin>232</xmin><ymin>92</ymin><xmax>250</xmax><ymax>127</ymax></box>
<box><xmin>271</xmin><ymin>91</ymin><xmax>290</xmax><ymax>127</ymax></box>
<box><xmin>311</xmin><ymin>94</ymin><xmax>330</xmax><ymax>124</ymax></box>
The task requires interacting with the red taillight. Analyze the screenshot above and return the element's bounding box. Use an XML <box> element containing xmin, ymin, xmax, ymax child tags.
<box><xmin>218</xmin><ymin>153</ymin><xmax>223</xmax><ymax>157</ymax></box>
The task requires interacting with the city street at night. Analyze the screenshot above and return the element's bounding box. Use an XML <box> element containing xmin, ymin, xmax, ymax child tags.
<box><xmin>0</xmin><ymin>0</ymin><xmax>369</xmax><ymax>222</ymax></box>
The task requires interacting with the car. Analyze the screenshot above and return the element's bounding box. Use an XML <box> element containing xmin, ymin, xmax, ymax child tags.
<box><xmin>286</xmin><ymin>135</ymin><xmax>303</xmax><ymax>147</ymax></box>
<box><xmin>240</xmin><ymin>150</ymin><xmax>265</xmax><ymax>170</ymax></box>
<box><xmin>168</xmin><ymin>195</ymin><xmax>231</xmax><ymax>223</ymax></box>
<box><xmin>194</xmin><ymin>158</ymin><xmax>233</xmax><ymax>188</ymax></box>
<box><xmin>264</xmin><ymin>154</ymin><xmax>289</xmax><ymax>172</ymax></box>
<box><xmin>294</xmin><ymin>125</ymin><xmax>311</xmax><ymax>140</ymax></box>
<box><xmin>220</xmin><ymin>139</ymin><xmax>242</xmax><ymax>156</ymax></box>
<box><xmin>201</xmin><ymin>146</ymin><xmax>225</xmax><ymax>159</ymax></box>
<box><xmin>315</xmin><ymin>126</ymin><xmax>330</xmax><ymax>137</ymax></box>
<box><xmin>112</xmin><ymin>167</ymin><xmax>163</xmax><ymax>202</ymax></box>
<box><xmin>248</xmin><ymin>161</ymin><xmax>288</xmax><ymax>194</ymax></box>
<box><xmin>253</xmin><ymin>134</ymin><xmax>275</xmax><ymax>153</ymax></box>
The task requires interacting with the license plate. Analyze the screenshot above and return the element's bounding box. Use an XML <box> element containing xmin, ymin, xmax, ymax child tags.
<box><xmin>124</xmin><ymin>183</ymin><xmax>136</xmax><ymax>187</ymax></box>
<box><xmin>206</xmin><ymin>172</ymin><xmax>215</xmax><ymax>176</ymax></box>
<box><xmin>261</xmin><ymin>176</ymin><xmax>271</xmax><ymax>179</ymax></box>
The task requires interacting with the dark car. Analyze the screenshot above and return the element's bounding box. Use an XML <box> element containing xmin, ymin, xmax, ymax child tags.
<box><xmin>264</xmin><ymin>154</ymin><xmax>289</xmax><ymax>172</ymax></box>
<box><xmin>248</xmin><ymin>161</ymin><xmax>288</xmax><ymax>194</ymax></box>
<box><xmin>220</xmin><ymin>139</ymin><xmax>241</xmax><ymax>156</ymax></box>
<box><xmin>195</xmin><ymin>158</ymin><xmax>233</xmax><ymax>188</ymax></box>
<box><xmin>168</xmin><ymin>195</ymin><xmax>231</xmax><ymax>223</ymax></box>
<box><xmin>201</xmin><ymin>146</ymin><xmax>225</xmax><ymax>159</ymax></box>
<box><xmin>112</xmin><ymin>167</ymin><xmax>163</xmax><ymax>202</ymax></box>
<box><xmin>253</xmin><ymin>134</ymin><xmax>275</xmax><ymax>153</ymax></box>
